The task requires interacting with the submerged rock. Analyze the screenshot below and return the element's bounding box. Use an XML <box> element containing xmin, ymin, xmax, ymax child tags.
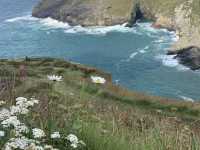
<box><xmin>168</xmin><ymin>46</ymin><xmax>200</xmax><ymax>70</ymax></box>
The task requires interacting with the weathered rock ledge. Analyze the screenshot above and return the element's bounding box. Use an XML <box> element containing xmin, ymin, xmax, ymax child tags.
<box><xmin>168</xmin><ymin>46</ymin><xmax>200</xmax><ymax>70</ymax></box>
<box><xmin>32</xmin><ymin>0</ymin><xmax>200</xmax><ymax>69</ymax></box>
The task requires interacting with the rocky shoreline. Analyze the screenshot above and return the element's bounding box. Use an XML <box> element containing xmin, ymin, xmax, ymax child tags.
<box><xmin>32</xmin><ymin>0</ymin><xmax>200</xmax><ymax>70</ymax></box>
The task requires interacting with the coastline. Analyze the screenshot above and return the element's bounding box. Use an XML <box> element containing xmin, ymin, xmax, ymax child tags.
<box><xmin>3</xmin><ymin>14</ymin><xmax>198</xmax><ymax>101</ymax></box>
<box><xmin>2</xmin><ymin>57</ymin><xmax>199</xmax><ymax>104</ymax></box>
<box><xmin>1</xmin><ymin>57</ymin><xmax>200</xmax><ymax>149</ymax></box>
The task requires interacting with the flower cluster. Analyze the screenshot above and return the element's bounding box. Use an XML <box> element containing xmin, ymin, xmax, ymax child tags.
<box><xmin>0</xmin><ymin>97</ymin><xmax>86</xmax><ymax>150</ymax></box>
<box><xmin>0</xmin><ymin>130</ymin><xmax>5</xmax><ymax>137</ymax></box>
<box><xmin>47</xmin><ymin>75</ymin><xmax>62</xmax><ymax>82</ymax></box>
<box><xmin>50</xmin><ymin>132</ymin><xmax>60</xmax><ymax>139</ymax></box>
<box><xmin>66</xmin><ymin>134</ymin><xmax>84</xmax><ymax>148</ymax></box>
<box><xmin>0</xmin><ymin>97</ymin><xmax>42</xmax><ymax>149</ymax></box>
<box><xmin>32</xmin><ymin>128</ymin><xmax>46</xmax><ymax>139</ymax></box>
<box><xmin>0</xmin><ymin>100</ymin><xmax>6</xmax><ymax>106</ymax></box>
<box><xmin>91</xmin><ymin>76</ymin><xmax>106</xmax><ymax>84</ymax></box>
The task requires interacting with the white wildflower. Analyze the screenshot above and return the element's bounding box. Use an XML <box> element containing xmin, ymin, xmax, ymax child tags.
<box><xmin>5</xmin><ymin>136</ymin><xmax>35</xmax><ymax>149</ymax></box>
<box><xmin>10</xmin><ymin>105</ymin><xmax>22</xmax><ymax>115</ymax></box>
<box><xmin>179</xmin><ymin>96</ymin><xmax>194</xmax><ymax>103</ymax></box>
<box><xmin>15</xmin><ymin>124</ymin><xmax>29</xmax><ymax>136</ymax></box>
<box><xmin>32</xmin><ymin>128</ymin><xmax>46</xmax><ymax>138</ymax></box>
<box><xmin>71</xmin><ymin>143</ymin><xmax>78</xmax><ymax>148</ymax></box>
<box><xmin>44</xmin><ymin>145</ymin><xmax>53</xmax><ymax>149</ymax></box>
<box><xmin>50</xmin><ymin>131</ymin><xmax>60</xmax><ymax>139</ymax></box>
<box><xmin>91</xmin><ymin>76</ymin><xmax>106</xmax><ymax>84</ymax></box>
<box><xmin>47</xmin><ymin>75</ymin><xmax>62</xmax><ymax>82</ymax></box>
<box><xmin>20</xmin><ymin>108</ymin><xmax>30</xmax><ymax>115</ymax></box>
<box><xmin>26</xmin><ymin>143</ymin><xmax>37</xmax><ymax>150</ymax></box>
<box><xmin>16</xmin><ymin>97</ymin><xmax>28</xmax><ymax>103</ymax></box>
<box><xmin>35</xmin><ymin>145</ymin><xmax>44</xmax><ymax>150</ymax></box>
<box><xmin>66</xmin><ymin>134</ymin><xmax>79</xmax><ymax>148</ymax></box>
<box><xmin>1</xmin><ymin>116</ymin><xmax>21</xmax><ymax>128</ymax></box>
<box><xmin>0</xmin><ymin>130</ymin><xmax>5</xmax><ymax>137</ymax></box>
<box><xmin>10</xmin><ymin>97</ymin><xmax>39</xmax><ymax>115</ymax></box>
<box><xmin>0</xmin><ymin>108</ymin><xmax>10</xmax><ymax>121</ymax></box>
<box><xmin>30</xmin><ymin>98</ymin><xmax>39</xmax><ymax>104</ymax></box>
<box><xmin>66</xmin><ymin>134</ymin><xmax>78</xmax><ymax>143</ymax></box>
<box><xmin>0</xmin><ymin>100</ymin><xmax>6</xmax><ymax>106</ymax></box>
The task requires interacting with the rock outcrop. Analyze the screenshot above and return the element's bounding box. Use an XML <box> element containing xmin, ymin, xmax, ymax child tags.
<box><xmin>168</xmin><ymin>46</ymin><xmax>200</xmax><ymax>70</ymax></box>
<box><xmin>32</xmin><ymin>0</ymin><xmax>135</xmax><ymax>26</ymax></box>
<box><xmin>32</xmin><ymin>0</ymin><xmax>200</xmax><ymax>69</ymax></box>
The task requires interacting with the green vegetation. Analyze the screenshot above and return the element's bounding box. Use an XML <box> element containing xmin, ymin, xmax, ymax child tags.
<box><xmin>0</xmin><ymin>58</ymin><xmax>200</xmax><ymax>149</ymax></box>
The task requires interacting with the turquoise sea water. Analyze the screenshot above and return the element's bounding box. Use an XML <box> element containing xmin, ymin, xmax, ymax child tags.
<box><xmin>0</xmin><ymin>0</ymin><xmax>200</xmax><ymax>101</ymax></box>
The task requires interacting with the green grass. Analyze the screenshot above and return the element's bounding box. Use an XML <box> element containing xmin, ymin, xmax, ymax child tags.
<box><xmin>0</xmin><ymin>58</ymin><xmax>200</xmax><ymax>149</ymax></box>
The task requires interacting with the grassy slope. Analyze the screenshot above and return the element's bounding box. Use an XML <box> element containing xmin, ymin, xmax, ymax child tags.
<box><xmin>1</xmin><ymin>58</ymin><xmax>200</xmax><ymax>149</ymax></box>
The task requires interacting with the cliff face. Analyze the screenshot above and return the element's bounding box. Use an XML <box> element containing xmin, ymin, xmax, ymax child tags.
<box><xmin>32</xmin><ymin>0</ymin><xmax>200</xmax><ymax>46</ymax></box>
<box><xmin>32</xmin><ymin>0</ymin><xmax>200</xmax><ymax>69</ymax></box>
<box><xmin>138</xmin><ymin>0</ymin><xmax>200</xmax><ymax>50</ymax></box>
<box><xmin>32</xmin><ymin>0</ymin><xmax>134</xmax><ymax>26</ymax></box>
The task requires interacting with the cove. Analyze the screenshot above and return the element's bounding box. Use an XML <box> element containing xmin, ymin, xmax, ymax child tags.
<box><xmin>0</xmin><ymin>0</ymin><xmax>200</xmax><ymax>101</ymax></box>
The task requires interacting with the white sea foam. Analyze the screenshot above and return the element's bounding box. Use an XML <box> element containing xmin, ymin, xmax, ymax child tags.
<box><xmin>39</xmin><ymin>17</ymin><xmax>70</xmax><ymax>29</ymax></box>
<box><xmin>5</xmin><ymin>15</ymin><xmax>38</xmax><ymax>22</ymax></box>
<box><xmin>139</xmin><ymin>50</ymin><xmax>146</xmax><ymax>53</ymax></box>
<box><xmin>172</xmin><ymin>34</ymin><xmax>179</xmax><ymax>42</ymax></box>
<box><xmin>155</xmin><ymin>54</ymin><xmax>189</xmax><ymax>71</ymax></box>
<box><xmin>153</xmin><ymin>37</ymin><xmax>166</xmax><ymax>43</ymax></box>
<box><xmin>136</xmin><ymin>22</ymin><xmax>157</xmax><ymax>33</ymax></box>
<box><xmin>4</xmin><ymin>15</ymin><xmax>176</xmax><ymax>37</ymax></box>
<box><xmin>129</xmin><ymin>52</ymin><xmax>138</xmax><ymax>59</ymax></box>
<box><xmin>138</xmin><ymin>46</ymin><xmax>149</xmax><ymax>53</ymax></box>
<box><xmin>64</xmin><ymin>23</ymin><xmax>137</xmax><ymax>35</ymax></box>
<box><xmin>5</xmin><ymin>15</ymin><xmax>141</xmax><ymax>35</ymax></box>
<box><xmin>179</xmin><ymin>95</ymin><xmax>194</xmax><ymax>102</ymax></box>
<box><xmin>31</xmin><ymin>17</ymin><xmax>136</xmax><ymax>34</ymax></box>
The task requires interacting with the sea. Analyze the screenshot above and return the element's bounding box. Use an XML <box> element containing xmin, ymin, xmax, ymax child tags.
<box><xmin>0</xmin><ymin>0</ymin><xmax>200</xmax><ymax>101</ymax></box>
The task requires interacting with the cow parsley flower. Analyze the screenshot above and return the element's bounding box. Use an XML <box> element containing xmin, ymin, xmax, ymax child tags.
<box><xmin>0</xmin><ymin>100</ymin><xmax>6</xmax><ymax>106</ymax></box>
<box><xmin>0</xmin><ymin>130</ymin><xmax>5</xmax><ymax>137</ymax></box>
<box><xmin>32</xmin><ymin>128</ymin><xmax>46</xmax><ymax>138</ymax></box>
<box><xmin>1</xmin><ymin>116</ymin><xmax>21</xmax><ymax>128</ymax></box>
<box><xmin>47</xmin><ymin>75</ymin><xmax>62</xmax><ymax>82</ymax></box>
<box><xmin>15</xmin><ymin>124</ymin><xmax>29</xmax><ymax>136</ymax></box>
<box><xmin>4</xmin><ymin>136</ymin><xmax>35</xmax><ymax>149</ymax></box>
<box><xmin>50</xmin><ymin>131</ymin><xmax>61</xmax><ymax>139</ymax></box>
<box><xmin>66</xmin><ymin>134</ymin><xmax>79</xmax><ymax>148</ymax></box>
<box><xmin>0</xmin><ymin>108</ymin><xmax>10</xmax><ymax>121</ymax></box>
<box><xmin>44</xmin><ymin>145</ymin><xmax>53</xmax><ymax>149</ymax></box>
<box><xmin>66</xmin><ymin>134</ymin><xmax>78</xmax><ymax>143</ymax></box>
<box><xmin>91</xmin><ymin>76</ymin><xmax>106</xmax><ymax>84</ymax></box>
<box><xmin>71</xmin><ymin>143</ymin><xmax>78</xmax><ymax>148</ymax></box>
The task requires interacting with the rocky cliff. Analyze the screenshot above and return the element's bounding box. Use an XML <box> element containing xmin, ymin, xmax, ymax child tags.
<box><xmin>32</xmin><ymin>0</ymin><xmax>134</xmax><ymax>26</ymax></box>
<box><xmin>32</xmin><ymin>0</ymin><xmax>200</xmax><ymax>69</ymax></box>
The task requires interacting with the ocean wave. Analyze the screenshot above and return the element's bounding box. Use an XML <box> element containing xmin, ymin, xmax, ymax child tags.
<box><xmin>39</xmin><ymin>17</ymin><xmax>70</xmax><ymax>29</ymax></box>
<box><xmin>4</xmin><ymin>15</ymin><xmax>152</xmax><ymax>35</ymax></box>
<box><xmin>5</xmin><ymin>15</ymin><xmax>38</xmax><ymax>22</ymax></box>
<box><xmin>64</xmin><ymin>24</ymin><xmax>137</xmax><ymax>35</ymax></box>
<box><xmin>139</xmin><ymin>46</ymin><xmax>149</xmax><ymax>53</ymax></box>
<box><xmin>136</xmin><ymin>22</ymin><xmax>157</xmax><ymax>33</ymax></box>
<box><xmin>178</xmin><ymin>95</ymin><xmax>194</xmax><ymax>102</ymax></box>
<box><xmin>129</xmin><ymin>52</ymin><xmax>138</xmax><ymax>59</ymax></box>
<box><xmin>153</xmin><ymin>37</ymin><xmax>167</xmax><ymax>43</ymax></box>
<box><xmin>4</xmin><ymin>15</ymin><xmax>176</xmax><ymax>37</ymax></box>
<box><xmin>33</xmin><ymin>17</ymin><xmax>137</xmax><ymax>34</ymax></box>
<box><xmin>155</xmin><ymin>54</ymin><xmax>189</xmax><ymax>71</ymax></box>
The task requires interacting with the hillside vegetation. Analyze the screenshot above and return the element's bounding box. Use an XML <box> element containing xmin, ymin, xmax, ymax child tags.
<box><xmin>0</xmin><ymin>58</ymin><xmax>200</xmax><ymax>149</ymax></box>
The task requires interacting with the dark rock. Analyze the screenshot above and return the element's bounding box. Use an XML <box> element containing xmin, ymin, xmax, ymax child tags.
<box><xmin>169</xmin><ymin>46</ymin><xmax>200</xmax><ymax>70</ymax></box>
